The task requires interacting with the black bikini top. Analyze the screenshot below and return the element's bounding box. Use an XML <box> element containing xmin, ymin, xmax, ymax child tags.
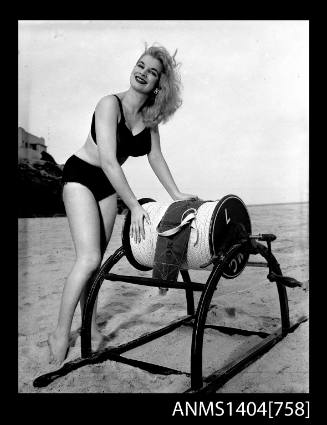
<box><xmin>91</xmin><ymin>95</ymin><xmax>152</xmax><ymax>165</ymax></box>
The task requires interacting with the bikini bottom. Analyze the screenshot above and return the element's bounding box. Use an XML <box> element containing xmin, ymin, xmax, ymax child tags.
<box><xmin>62</xmin><ymin>155</ymin><xmax>116</xmax><ymax>202</ymax></box>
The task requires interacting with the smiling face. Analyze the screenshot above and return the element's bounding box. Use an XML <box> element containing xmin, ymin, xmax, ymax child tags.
<box><xmin>130</xmin><ymin>54</ymin><xmax>163</xmax><ymax>94</ymax></box>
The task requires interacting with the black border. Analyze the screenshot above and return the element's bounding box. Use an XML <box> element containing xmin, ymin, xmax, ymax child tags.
<box><xmin>14</xmin><ymin>16</ymin><xmax>314</xmax><ymax>421</ymax></box>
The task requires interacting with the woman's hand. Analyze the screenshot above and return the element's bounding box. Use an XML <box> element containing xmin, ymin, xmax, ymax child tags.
<box><xmin>173</xmin><ymin>192</ymin><xmax>200</xmax><ymax>201</ymax></box>
<box><xmin>130</xmin><ymin>205</ymin><xmax>151</xmax><ymax>243</ymax></box>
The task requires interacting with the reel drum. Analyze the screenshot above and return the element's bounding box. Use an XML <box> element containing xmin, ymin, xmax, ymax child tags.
<box><xmin>122</xmin><ymin>195</ymin><xmax>251</xmax><ymax>278</ymax></box>
<box><xmin>209</xmin><ymin>195</ymin><xmax>251</xmax><ymax>278</ymax></box>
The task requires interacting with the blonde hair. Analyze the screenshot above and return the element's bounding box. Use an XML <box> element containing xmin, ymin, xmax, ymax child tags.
<box><xmin>140</xmin><ymin>44</ymin><xmax>182</xmax><ymax>128</ymax></box>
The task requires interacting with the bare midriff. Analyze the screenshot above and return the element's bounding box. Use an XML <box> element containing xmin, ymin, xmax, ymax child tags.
<box><xmin>74</xmin><ymin>133</ymin><xmax>101</xmax><ymax>167</ymax></box>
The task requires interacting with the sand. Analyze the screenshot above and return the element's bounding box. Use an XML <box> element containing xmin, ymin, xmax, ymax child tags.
<box><xmin>18</xmin><ymin>214</ymin><xmax>309</xmax><ymax>393</ymax></box>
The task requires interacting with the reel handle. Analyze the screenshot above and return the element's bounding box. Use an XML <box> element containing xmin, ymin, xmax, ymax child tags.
<box><xmin>250</xmin><ymin>233</ymin><xmax>277</xmax><ymax>242</ymax></box>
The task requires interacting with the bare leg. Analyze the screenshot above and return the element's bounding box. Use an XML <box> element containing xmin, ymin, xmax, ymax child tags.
<box><xmin>48</xmin><ymin>183</ymin><xmax>117</xmax><ymax>364</ymax></box>
<box><xmin>79</xmin><ymin>193</ymin><xmax>118</xmax><ymax>347</ymax></box>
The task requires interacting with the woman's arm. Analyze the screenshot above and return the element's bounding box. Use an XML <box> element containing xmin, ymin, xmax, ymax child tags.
<box><xmin>95</xmin><ymin>96</ymin><xmax>150</xmax><ymax>242</ymax></box>
<box><xmin>148</xmin><ymin>126</ymin><xmax>198</xmax><ymax>201</ymax></box>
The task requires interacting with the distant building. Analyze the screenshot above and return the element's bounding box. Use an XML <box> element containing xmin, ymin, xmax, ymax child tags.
<box><xmin>18</xmin><ymin>127</ymin><xmax>48</xmax><ymax>161</ymax></box>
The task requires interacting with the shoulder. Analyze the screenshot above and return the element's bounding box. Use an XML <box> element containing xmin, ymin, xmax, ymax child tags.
<box><xmin>95</xmin><ymin>94</ymin><xmax>120</xmax><ymax>114</ymax></box>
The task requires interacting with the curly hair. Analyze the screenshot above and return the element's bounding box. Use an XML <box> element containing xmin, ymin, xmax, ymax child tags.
<box><xmin>139</xmin><ymin>44</ymin><xmax>183</xmax><ymax>128</ymax></box>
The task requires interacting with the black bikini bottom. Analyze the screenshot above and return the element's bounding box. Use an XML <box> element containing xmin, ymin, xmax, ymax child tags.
<box><xmin>62</xmin><ymin>155</ymin><xmax>116</xmax><ymax>202</ymax></box>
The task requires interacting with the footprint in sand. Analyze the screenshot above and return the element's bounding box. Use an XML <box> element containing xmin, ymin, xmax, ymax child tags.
<box><xmin>146</xmin><ymin>303</ymin><xmax>164</xmax><ymax>313</ymax></box>
<box><xmin>225</xmin><ymin>307</ymin><xmax>236</xmax><ymax>317</ymax></box>
<box><xmin>122</xmin><ymin>291</ymin><xmax>138</xmax><ymax>297</ymax></box>
<box><xmin>36</xmin><ymin>340</ymin><xmax>49</xmax><ymax>348</ymax></box>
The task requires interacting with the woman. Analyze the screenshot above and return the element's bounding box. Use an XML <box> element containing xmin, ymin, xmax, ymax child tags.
<box><xmin>48</xmin><ymin>44</ymin><xmax>198</xmax><ymax>365</ymax></box>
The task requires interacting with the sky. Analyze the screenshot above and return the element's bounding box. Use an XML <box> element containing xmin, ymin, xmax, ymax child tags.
<box><xmin>18</xmin><ymin>20</ymin><xmax>309</xmax><ymax>205</ymax></box>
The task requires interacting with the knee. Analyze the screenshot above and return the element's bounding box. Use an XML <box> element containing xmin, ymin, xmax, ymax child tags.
<box><xmin>76</xmin><ymin>252</ymin><xmax>102</xmax><ymax>274</ymax></box>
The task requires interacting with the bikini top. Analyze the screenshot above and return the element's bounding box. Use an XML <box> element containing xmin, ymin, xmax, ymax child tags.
<box><xmin>91</xmin><ymin>94</ymin><xmax>152</xmax><ymax>165</ymax></box>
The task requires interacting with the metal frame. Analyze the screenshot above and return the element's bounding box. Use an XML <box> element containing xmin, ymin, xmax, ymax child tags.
<box><xmin>33</xmin><ymin>234</ymin><xmax>304</xmax><ymax>392</ymax></box>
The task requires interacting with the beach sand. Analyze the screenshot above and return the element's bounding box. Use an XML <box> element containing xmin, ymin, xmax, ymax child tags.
<box><xmin>18</xmin><ymin>212</ymin><xmax>309</xmax><ymax>393</ymax></box>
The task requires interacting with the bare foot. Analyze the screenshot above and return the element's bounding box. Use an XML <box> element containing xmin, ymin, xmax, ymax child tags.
<box><xmin>47</xmin><ymin>332</ymin><xmax>69</xmax><ymax>366</ymax></box>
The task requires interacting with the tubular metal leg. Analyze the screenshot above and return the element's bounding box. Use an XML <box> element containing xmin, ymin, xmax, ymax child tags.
<box><xmin>276</xmin><ymin>284</ymin><xmax>290</xmax><ymax>333</ymax></box>
<box><xmin>180</xmin><ymin>269</ymin><xmax>195</xmax><ymax>316</ymax></box>
<box><xmin>190</xmin><ymin>239</ymin><xmax>291</xmax><ymax>391</ymax></box>
<box><xmin>81</xmin><ymin>246</ymin><xmax>125</xmax><ymax>358</ymax></box>
<box><xmin>253</xmin><ymin>242</ymin><xmax>290</xmax><ymax>331</ymax></box>
<box><xmin>190</xmin><ymin>244</ymin><xmax>243</xmax><ymax>390</ymax></box>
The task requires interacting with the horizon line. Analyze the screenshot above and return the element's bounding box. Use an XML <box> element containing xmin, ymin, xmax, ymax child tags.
<box><xmin>247</xmin><ymin>200</ymin><xmax>308</xmax><ymax>207</ymax></box>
